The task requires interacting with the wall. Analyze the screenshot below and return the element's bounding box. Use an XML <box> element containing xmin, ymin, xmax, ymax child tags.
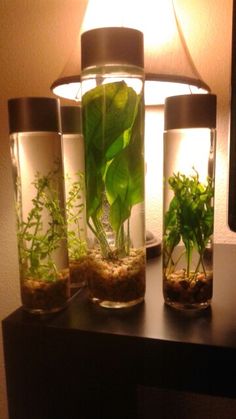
<box><xmin>145</xmin><ymin>0</ymin><xmax>234</xmax><ymax>243</ymax></box>
<box><xmin>175</xmin><ymin>0</ymin><xmax>234</xmax><ymax>243</ymax></box>
<box><xmin>0</xmin><ymin>1</ymin><xmax>234</xmax><ymax>418</ymax></box>
<box><xmin>0</xmin><ymin>2</ymin><xmax>87</xmax><ymax>417</ymax></box>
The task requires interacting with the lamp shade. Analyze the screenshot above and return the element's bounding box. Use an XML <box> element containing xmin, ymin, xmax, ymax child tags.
<box><xmin>51</xmin><ymin>0</ymin><xmax>210</xmax><ymax>105</ymax></box>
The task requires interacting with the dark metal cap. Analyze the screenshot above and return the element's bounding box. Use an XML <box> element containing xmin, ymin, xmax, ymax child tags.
<box><xmin>60</xmin><ymin>106</ymin><xmax>82</xmax><ymax>134</ymax></box>
<box><xmin>81</xmin><ymin>27</ymin><xmax>144</xmax><ymax>70</ymax></box>
<box><xmin>164</xmin><ymin>94</ymin><xmax>217</xmax><ymax>130</ymax></box>
<box><xmin>8</xmin><ymin>97</ymin><xmax>60</xmax><ymax>134</ymax></box>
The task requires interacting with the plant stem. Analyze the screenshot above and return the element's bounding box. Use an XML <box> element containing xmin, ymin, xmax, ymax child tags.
<box><xmin>194</xmin><ymin>251</ymin><xmax>207</xmax><ymax>279</ymax></box>
<box><xmin>186</xmin><ymin>241</ymin><xmax>191</xmax><ymax>278</ymax></box>
<box><xmin>90</xmin><ymin>217</ymin><xmax>111</xmax><ymax>257</ymax></box>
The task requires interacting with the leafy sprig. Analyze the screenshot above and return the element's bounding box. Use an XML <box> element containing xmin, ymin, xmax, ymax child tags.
<box><xmin>65</xmin><ymin>172</ymin><xmax>87</xmax><ymax>260</ymax></box>
<box><xmin>17</xmin><ymin>168</ymin><xmax>67</xmax><ymax>282</ymax></box>
<box><xmin>164</xmin><ymin>169</ymin><xmax>214</xmax><ymax>278</ymax></box>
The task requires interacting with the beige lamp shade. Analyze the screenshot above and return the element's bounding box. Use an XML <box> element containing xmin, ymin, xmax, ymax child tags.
<box><xmin>51</xmin><ymin>0</ymin><xmax>210</xmax><ymax>105</ymax></box>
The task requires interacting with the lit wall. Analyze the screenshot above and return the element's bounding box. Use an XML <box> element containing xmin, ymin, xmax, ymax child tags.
<box><xmin>145</xmin><ymin>108</ymin><xmax>164</xmax><ymax>240</ymax></box>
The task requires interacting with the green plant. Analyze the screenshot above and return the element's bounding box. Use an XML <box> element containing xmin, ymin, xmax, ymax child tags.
<box><xmin>82</xmin><ymin>80</ymin><xmax>144</xmax><ymax>258</ymax></box>
<box><xmin>65</xmin><ymin>172</ymin><xmax>87</xmax><ymax>260</ymax></box>
<box><xmin>17</xmin><ymin>167</ymin><xmax>67</xmax><ymax>282</ymax></box>
<box><xmin>164</xmin><ymin>169</ymin><xmax>214</xmax><ymax>279</ymax></box>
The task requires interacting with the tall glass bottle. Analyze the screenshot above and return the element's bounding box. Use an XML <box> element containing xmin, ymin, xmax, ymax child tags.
<box><xmin>163</xmin><ymin>94</ymin><xmax>217</xmax><ymax>311</ymax></box>
<box><xmin>8</xmin><ymin>97</ymin><xmax>70</xmax><ymax>314</ymax></box>
<box><xmin>81</xmin><ymin>27</ymin><xmax>146</xmax><ymax>308</ymax></box>
<box><xmin>61</xmin><ymin>105</ymin><xmax>87</xmax><ymax>288</ymax></box>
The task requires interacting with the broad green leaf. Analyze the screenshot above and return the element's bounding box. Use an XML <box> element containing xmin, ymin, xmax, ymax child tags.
<box><xmin>106</xmin><ymin>155</ymin><xmax>129</xmax><ymax>205</ymax></box>
<box><xmin>82</xmin><ymin>81</ymin><xmax>138</xmax><ymax>152</ymax></box>
<box><xmin>82</xmin><ymin>80</ymin><xmax>144</xmax><ymax>254</ymax></box>
<box><xmin>109</xmin><ymin>196</ymin><xmax>131</xmax><ymax>235</ymax></box>
<box><xmin>85</xmin><ymin>153</ymin><xmax>104</xmax><ymax>219</ymax></box>
<box><xmin>105</xmin><ymin>128</ymin><xmax>131</xmax><ymax>160</ymax></box>
<box><xmin>105</xmin><ymin>112</ymin><xmax>144</xmax><ymax>232</ymax></box>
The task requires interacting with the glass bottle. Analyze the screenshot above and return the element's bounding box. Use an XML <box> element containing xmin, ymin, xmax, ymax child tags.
<box><xmin>81</xmin><ymin>27</ymin><xmax>146</xmax><ymax>308</ymax></box>
<box><xmin>61</xmin><ymin>105</ymin><xmax>87</xmax><ymax>288</ymax></box>
<box><xmin>8</xmin><ymin>97</ymin><xmax>70</xmax><ymax>314</ymax></box>
<box><xmin>163</xmin><ymin>94</ymin><xmax>217</xmax><ymax>311</ymax></box>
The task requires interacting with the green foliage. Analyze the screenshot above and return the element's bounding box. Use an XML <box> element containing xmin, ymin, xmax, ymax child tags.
<box><xmin>82</xmin><ymin>80</ymin><xmax>144</xmax><ymax>258</ymax></box>
<box><xmin>65</xmin><ymin>172</ymin><xmax>87</xmax><ymax>260</ymax></box>
<box><xmin>164</xmin><ymin>170</ymin><xmax>214</xmax><ymax>278</ymax></box>
<box><xmin>17</xmin><ymin>168</ymin><xmax>66</xmax><ymax>282</ymax></box>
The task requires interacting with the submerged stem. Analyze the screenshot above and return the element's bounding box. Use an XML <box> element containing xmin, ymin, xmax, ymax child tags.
<box><xmin>91</xmin><ymin>216</ymin><xmax>111</xmax><ymax>257</ymax></box>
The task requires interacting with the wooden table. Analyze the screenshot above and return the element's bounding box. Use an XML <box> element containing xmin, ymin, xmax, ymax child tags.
<box><xmin>2</xmin><ymin>244</ymin><xmax>236</xmax><ymax>419</ymax></box>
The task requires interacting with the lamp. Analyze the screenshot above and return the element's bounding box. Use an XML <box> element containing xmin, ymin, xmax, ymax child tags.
<box><xmin>51</xmin><ymin>0</ymin><xmax>210</xmax><ymax>105</ymax></box>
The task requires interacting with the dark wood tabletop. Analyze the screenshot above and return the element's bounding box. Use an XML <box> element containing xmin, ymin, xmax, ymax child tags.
<box><xmin>2</xmin><ymin>244</ymin><xmax>236</xmax><ymax>419</ymax></box>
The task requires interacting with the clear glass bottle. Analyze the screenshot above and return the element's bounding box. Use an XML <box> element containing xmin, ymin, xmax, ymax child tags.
<box><xmin>61</xmin><ymin>105</ymin><xmax>87</xmax><ymax>288</ymax></box>
<box><xmin>8</xmin><ymin>97</ymin><xmax>70</xmax><ymax>314</ymax></box>
<box><xmin>163</xmin><ymin>94</ymin><xmax>217</xmax><ymax>311</ymax></box>
<box><xmin>81</xmin><ymin>27</ymin><xmax>146</xmax><ymax>308</ymax></box>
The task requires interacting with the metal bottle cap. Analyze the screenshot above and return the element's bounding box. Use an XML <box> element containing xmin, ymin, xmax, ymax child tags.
<box><xmin>164</xmin><ymin>94</ymin><xmax>217</xmax><ymax>130</ymax></box>
<box><xmin>81</xmin><ymin>27</ymin><xmax>144</xmax><ymax>70</ymax></box>
<box><xmin>60</xmin><ymin>106</ymin><xmax>82</xmax><ymax>134</ymax></box>
<box><xmin>8</xmin><ymin>97</ymin><xmax>60</xmax><ymax>134</ymax></box>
